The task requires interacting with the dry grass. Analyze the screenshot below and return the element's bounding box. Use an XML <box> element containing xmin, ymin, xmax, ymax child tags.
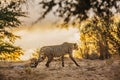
<box><xmin>0</xmin><ymin>57</ymin><xmax>120</xmax><ymax>80</ymax></box>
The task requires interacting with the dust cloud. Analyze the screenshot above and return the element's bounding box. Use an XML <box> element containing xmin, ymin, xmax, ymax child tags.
<box><xmin>14</xmin><ymin>25</ymin><xmax>79</xmax><ymax>60</ymax></box>
<box><xmin>15</xmin><ymin>26</ymin><xmax>79</xmax><ymax>50</ymax></box>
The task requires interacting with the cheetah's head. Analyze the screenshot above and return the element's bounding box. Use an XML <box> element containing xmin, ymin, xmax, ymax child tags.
<box><xmin>30</xmin><ymin>58</ymin><xmax>38</xmax><ymax>68</ymax></box>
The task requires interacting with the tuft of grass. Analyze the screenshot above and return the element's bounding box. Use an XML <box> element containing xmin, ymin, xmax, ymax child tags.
<box><xmin>106</xmin><ymin>59</ymin><xmax>113</xmax><ymax>65</ymax></box>
<box><xmin>24</xmin><ymin>67</ymin><xmax>32</xmax><ymax>74</ymax></box>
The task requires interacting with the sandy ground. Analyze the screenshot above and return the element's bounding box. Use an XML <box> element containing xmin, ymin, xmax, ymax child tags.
<box><xmin>0</xmin><ymin>57</ymin><xmax>120</xmax><ymax>80</ymax></box>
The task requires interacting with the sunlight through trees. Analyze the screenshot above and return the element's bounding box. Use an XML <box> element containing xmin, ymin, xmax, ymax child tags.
<box><xmin>35</xmin><ymin>0</ymin><xmax>120</xmax><ymax>59</ymax></box>
<box><xmin>0</xmin><ymin>0</ymin><xmax>26</xmax><ymax>61</ymax></box>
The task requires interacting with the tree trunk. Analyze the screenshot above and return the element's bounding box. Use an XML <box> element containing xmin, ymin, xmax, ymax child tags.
<box><xmin>98</xmin><ymin>41</ymin><xmax>105</xmax><ymax>60</ymax></box>
<box><xmin>99</xmin><ymin>34</ymin><xmax>111</xmax><ymax>60</ymax></box>
<box><xmin>104</xmin><ymin>34</ymin><xmax>111</xmax><ymax>59</ymax></box>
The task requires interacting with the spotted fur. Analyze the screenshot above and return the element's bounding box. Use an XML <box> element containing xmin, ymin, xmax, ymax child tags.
<box><xmin>30</xmin><ymin>42</ymin><xmax>79</xmax><ymax>68</ymax></box>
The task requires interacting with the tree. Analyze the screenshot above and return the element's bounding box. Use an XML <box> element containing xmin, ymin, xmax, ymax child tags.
<box><xmin>0</xmin><ymin>0</ymin><xmax>26</xmax><ymax>60</ymax></box>
<box><xmin>80</xmin><ymin>16</ymin><xmax>120</xmax><ymax>59</ymax></box>
<box><xmin>35</xmin><ymin>0</ymin><xmax>119</xmax><ymax>23</ymax></box>
<box><xmin>35</xmin><ymin>0</ymin><xmax>120</xmax><ymax>59</ymax></box>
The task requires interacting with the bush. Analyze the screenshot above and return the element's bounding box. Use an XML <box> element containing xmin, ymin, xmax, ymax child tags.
<box><xmin>83</xmin><ymin>53</ymin><xmax>99</xmax><ymax>60</ymax></box>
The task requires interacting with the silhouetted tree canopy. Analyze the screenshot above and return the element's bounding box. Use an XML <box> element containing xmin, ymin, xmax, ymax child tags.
<box><xmin>0</xmin><ymin>0</ymin><xmax>26</xmax><ymax>28</ymax></box>
<box><xmin>35</xmin><ymin>0</ymin><xmax>120</xmax><ymax>24</ymax></box>
<box><xmin>0</xmin><ymin>0</ymin><xmax>26</xmax><ymax>60</ymax></box>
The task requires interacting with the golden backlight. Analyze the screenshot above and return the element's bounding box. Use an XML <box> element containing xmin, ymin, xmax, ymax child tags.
<box><xmin>14</xmin><ymin>25</ymin><xmax>80</xmax><ymax>60</ymax></box>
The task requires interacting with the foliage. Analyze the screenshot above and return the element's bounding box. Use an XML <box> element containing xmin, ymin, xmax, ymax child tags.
<box><xmin>80</xmin><ymin>16</ymin><xmax>120</xmax><ymax>59</ymax></box>
<box><xmin>0</xmin><ymin>0</ymin><xmax>26</xmax><ymax>61</ymax></box>
<box><xmin>35</xmin><ymin>0</ymin><xmax>119</xmax><ymax>25</ymax></box>
<box><xmin>0</xmin><ymin>0</ymin><xmax>26</xmax><ymax>28</ymax></box>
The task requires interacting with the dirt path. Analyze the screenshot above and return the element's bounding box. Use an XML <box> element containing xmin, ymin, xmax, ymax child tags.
<box><xmin>0</xmin><ymin>58</ymin><xmax>120</xmax><ymax>80</ymax></box>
